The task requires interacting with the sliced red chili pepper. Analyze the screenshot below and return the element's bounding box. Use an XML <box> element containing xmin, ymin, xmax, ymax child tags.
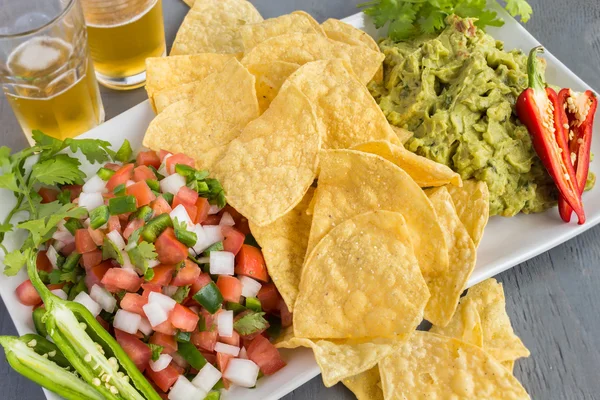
<box><xmin>516</xmin><ymin>47</ymin><xmax>585</xmax><ymax>224</ymax></box>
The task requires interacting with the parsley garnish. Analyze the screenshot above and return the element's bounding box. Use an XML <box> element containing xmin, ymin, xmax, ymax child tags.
<box><xmin>233</xmin><ymin>311</ymin><xmax>269</xmax><ymax>336</ymax></box>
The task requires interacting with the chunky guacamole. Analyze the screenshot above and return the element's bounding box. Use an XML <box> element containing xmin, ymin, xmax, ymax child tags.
<box><xmin>370</xmin><ymin>16</ymin><xmax>556</xmax><ymax>217</ymax></box>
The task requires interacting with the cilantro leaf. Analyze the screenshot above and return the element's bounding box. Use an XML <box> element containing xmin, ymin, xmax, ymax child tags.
<box><xmin>49</xmin><ymin>269</ymin><xmax>63</xmax><ymax>285</ymax></box>
<box><xmin>30</xmin><ymin>155</ymin><xmax>85</xmax><ymax>186</ymax></box>
<box><xmin>114</xmin><ymin>140</ymin><xmax>133</xmax><ymax>163</ymax></box>
<box><xmin>172</xmin><ymin>286</ymin><xmax>191</xmax><ymax>303</ymax></box>
<box><xmin>17</xmin><ymin>204</ymin><xmax>86</xmax><ymax>246</ymax></box>
<box><xmin>64</xmin><ymin>138</ymin><xmax>115</xmax><ymax>164</ymax></box>
<box><xmin>504</xmin><ymin>0</ymin><xmax>533</xmax><ymax>23</ymax></box>
<box><xmin>59</xmin><ymin>269</ymin><xmax>79</xmax><ymax>284</ymax></box>
<box><xmin>0</xmin><ymin>146</ymin><xmax>11</xmax><ymax>169</ymax></box>
<box><xmin>32</xmin><ymin>130</ymin><xmax>64</xmax><ymax>159</ymax></box>
<box><xmin>173</xmin><ymin>218</ymin><xmax>197</xmax><ymax>247</ymax></box>
<box><xmin>0</xmin><ymin>173</ymin><xmax>22</xmax><ymax>193</ymax></box>
<box><xmin>233</xmin><ymin>311</ymin><xmax>269</xmax><ymax>336</ymax></box>
<box><xmin>144</xmin><ymin>268</ymin><xmax>155</xmax><ymax>281</ymax></box>
<box><xmin>57</xmin><ymin>190</ymin><xmax>71</xmax><ymax>205</ymax></box>
<box><xmin>148</xmin><ymin>344</ymin><xmax>163</xmax><ymax>361</ymax></box>
<box><xmin>3</xmin><ymin>250</ymin><xmax>27</xmax><ymax>276</ymax></box>
<box><xmin>0</xmin><ymin>223</ymin><xmax>12</xmax><ymax>234</ymax></box>
<box><xmin>137</xmin><ymin>241</ymin><xmax>158</xmax><ymax>260</ymax></box>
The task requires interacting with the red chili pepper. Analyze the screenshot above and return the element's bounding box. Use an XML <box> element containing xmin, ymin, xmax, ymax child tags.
<box><xmin>516</xmin><ymin>47</ymin><xmax>585</xmax><ymax>224</ymax></box>
<box><xmin>556</xmin><ymin>88</ymin><xmax>596</xmax><ymax>222</ymax></box>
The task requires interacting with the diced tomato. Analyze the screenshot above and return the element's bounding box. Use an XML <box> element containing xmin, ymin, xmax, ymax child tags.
<box><xmin>191</xmin><ymin>273</ymin><xmax>213</xmax><ymax>295</ymax></box>
<box><xmin>152</xmin><ymin>320</ymin><xmax>177</xmax><ymax>336</ymax></box>
<box><xmin>278</xmin><ymin>299</ymin><xmax>292</xmax><ymax>328</ymax></box>
<box><xmin>87</xmin><ymin>227</ymin><xmax>105</xmax><ymax>247</ymax></box>
<box><xmin>158</xmin><ymin>150</ymin><xmax>171</xmax><ymax>163</ymax></box>
<box><xmin>58</xmin><ymin>242</ymin><xmax>76</xmax><ymax>256</ymax></box>
<box><xmin>246</xmin><ymin>334</ymin><xmax>286</xmax><ymax>375</ymax></box>
<box><xmin>166</xmin><ymin>153</ymin><xmax>195</xmax><ymax>175</ymax></box>
<box><xmin>202</xmin><ymin>215</ymin><xmax>221</xmax><ymax>226</ymax></box>
<box><xmin>75</xmin><ymin>229</ymin><xmax>97</xmax><ymax>254</ymax></box>
<box><xmin>257</xmin><ymin>283</ymin><xmax>280</xmax><ymax>313</ymax></box>
<box><xmin>174</xmin><ymin>186</ymin><xmax>198</xmax><ymax>206</ymax></box>
<box><xmin>169</xmin><ymin>304</ymin><xmax>199</xmax><ymax>332</ymax></box>
<box><xmin>81</xmin><ymin>249</ymin><xmax>102</xmax><ymax>270</ymax></box>
<box><xmin>103</xmin><ymin>163</ymin><xmax>121</xmax><ymax>171</ymax></box>
<box><xmin>62</xmin><ymin>184</ymin><xmax>82</xmax><ymax>201</ymax></box>
<box><xmin>141</xmin><ymin>283</ymin><xmax>162</xmax><ymax>301</ymax></box>
<box><xmin>216</xmin><ymin>276</ymin><xmax>242</xmax><ymax>303</ymax></box>
<box><xmin>96</xmin><ymin>315</ymin><xmax>110</xmax><ymax>331</ymax></box>
<box><xmin>200</xmin><ymin>308</ymin><xmax>217</xmax><ymax>331</ymax></box>
<box><xmin>148</xmin><ymin>264</ymin><xmax>176</xmax><ymax>286</ymax></box>
<box><xmin>222</xmin><ymin>226</ymin><xmax>245</xmax><ymax>256</ymax></box>
<box><xmin>118</xmin><ymin>212</ymin><xmax>132</xmax><ymax>223</ymax></box>
<box><xmin>217</xmin><ymin>353</ymin><xmax>233</xmax><ymax>389</ymax></box>
<box><xmin>85</xmin><ymin>261</ymin><xmax>113</xmax><ymax>291</ymax></box>
<box><xmin>146</xmin><ymin>363</ymin><xmax>179</xmax><ymax>392</ymax></box>
<box><xmin>133</xmin><ymin>165</ymin><xmax>157</xmax><ymax>183</ymax></box>
<box><xmin>38</xmin><ymin>187</ymin><xmax>58</xmax><ymax>204</ymax></box>
<box><xmin>171</xmin><ymin>361</ymin><xmax>185</xmax><ymax>375</ymax></box>
<box><xmin>191</xmin><ymin>330</ymin><xmax>217</xmax><ymax>352</ymax></box>
<box><xmin>36</xmin><ymin>251</ymin><xmax>53</xmax><ymax>273</ymax></box>
<box><xmin>47</xmin><ymin>283</ymin><xmax>66</xmax><ymax>291</ymax></box>
<box><xmin>115</xmin><ymin>329</ymin><xmax>151</xmax><ymax>372</ymax></box>
<box><xmin>175</xmin><ymin>202</ymin><xmax>197</xmax><ymax>223</ymax></box>
<box><xmin>15</xmin><ymin>280</ymin><xmax>41</xmax><ymax>306</ymax></box>
<box><xmin>235</xmin><ymin>245</ymin><xmax>269</xmax><ymax>282</ymax></box>
<box><xmin>222</xmin><ymin>205</ymin><xmax>250</xmax><ymax>235</ymax></box>
<box><xmin>107</xmin><ymin>215</ymin><xmax>122</xmax><ymax>233</ymax></box>
<box><xmin>201</xmin><ymin>351</ymin><xmax>216</xmax><ymax>366</ymax></box>
<box><xmin>151</xmin><ymin>196</ymin><xmax>172</xmax><ymax>216</ymax></box>
<box><xmin>136</xmin><ymin>151</ymin><xmax>161</xmax><ymax>169</ymax></box>
<box><xmin>194</xmin><ymin>198</ymin><xmax>210</xmax><ymax>224</ymax></box>
<box><xmin>171</xmin><ymin>260</ymin><xmax>200</xmax><ymax>287</ymax></box>
<box><xmin>120</xmin><ymin>293</ymin><xmax>146</xmax><ymax>316</ymax></box>
<box><xmin>126</xmin><ymin>181</ymin><xmax>156</xmax><ymax>207</ymax></box>
<box><xmin>101</xmin><ymin>268</ymin><xmax>143</xmax><ymax>293</ymax></box>
<box><xmin>155</xmin><ymin>228</ymin><xmax>188</xmax><ymax>265</ymax></box>
<box><xmin>123</xmin><ymin>219</ymin><xmax>145</xmax><ymax>240</ymax></box>
<box><xmin>150</xmin><ymin>332</ymin><xmax>178</xmax><ymax>354</ymax></box>
<box><xmin>219</xmin><ymin>330</ymin><xmax>240</xmax><ymax>347</ymax></box>
<box><xmin>106</xmin><ymin>163</ymin><xmax>134</xmax><ymax>192</ymax></box>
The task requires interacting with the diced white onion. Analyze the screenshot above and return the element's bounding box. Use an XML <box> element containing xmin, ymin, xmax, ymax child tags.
<box><xmin>170</xmin><ymin>205</ymin><xmax>193</xmax><ymax>228</ymax></box>
<box><xmin>82</xmin><ymin>175</ymin><xmax>107</xmax><ymax>194</ymax></box>
<box><xmin>217</xmin><ymin>310</ymin><xmax>234</xmax><ymax>338</ymax></box>
<box><xmin>171</xmin><ymin>352</ymin><xmax>190</xmax><ymax>370</ymax></box>
<box><xmin>223</xmin><ymin>359</ymin><xmax>260</xmax><ymax>388</ymax></box>
<box><xmin>52</xmin><ymin>229</ymin><xmax>74</xmax><ymax>244</ymax></box>
<box><xmin>46</xmin><ymin>245</ymin><xmax>59</xmax><ymax>269</ymax></box>
<box><xmin>191</xmin><ymin>362</ymin><xmax>222</xmax><ymax>392</ymax></box>
<box><xmin>209</xmin><ymin>251</ymin><xmax>235</xmax><ymax>276</ymax></box>
<box><xmin>50</xmin><ymin>289</ymin><xmax>68</xmax><ymax>300</ymax></box>
<box><xmin>219</xmin><ymin>212</ymin><xmax>235</xmax><ymax>226</ymax></box>
<box><xmin>239</xmin><ymin>276</ymin><xmax>262</xmax><ymax>298</ymax></box>
<box><xmin>148</xmin><ymin>291</ymin><xmax>177</xmax><ymax>313</ymax></box>
<box><xmin>239</xmin><ymin>346</ymin><xmax>248</xmax><ymax>360</ymax></box>
<box><xmin>203</xmin><ymin>225</ymin><xmax>224</xmax><ymax>244</ymax></box>
<box><xmin>78</xmin><ymin>192</ymin><xmax>104</xmax><ymax>212</ymax></box>
<box><xmin>190</xmin><ymin>225</ymin><xmax>208</xmax><ymax>254</ymax></box>
<box><xmin>138</xmin><ymin>317</ymin><xmax>154</xmax><ymax>336</ymax></box>
<box><xmin>120</xmin><ymin>251</ymin><xmax>135</xmax><ymax>270</ymax></box>
<box><xmin>106</xmin><ymin>230</ymin><xmax>126</xmax><ymax>251</ymax></box>
<box><xmin>125</xmin><ymin>180</ymin><xmax>135</xmax><ymax>187</ymax></box>
<box><xmin>162</xmin><ymin>285</ymin><xmax>178</xmax><ymax>297</ymax></box>
<box><xmin>196</xmin><ymin>257</ymin><xmax>210</xmax><ymax>264</ymax></box>
<box><xmin>159</xmin><ymin>173</ymin><xmax>186</xmax><ymax>195</ymax></box>
<box><xmin>90</xmin><ymin>284</ymin><xmax>116</xmax><ymax>313</ymax></box>
<box><xmin>214</xmin><ymin>342</ymin><xmax>240</xmax><ymax>356</ymax></box>
<box><xmin>142</xmin><ymin>302</ymin><xmax>168</xmax><ymax>327</ymax></box>
<box><xmin>150</xmin><ymin>353</ymin><xmax>173</xmax><ymax>372</ymax></box>
<box><xmin>113</xmin><ymin>309</ymin><xmax>142</xmax><ymax>334</ymax></box>
<box><xmin>148</xmin><ymin>259</ymin><xmax>161</xmax><ymax>269</ymax></box>
<box><xmin>57</xmin><ymin>219</ymin><xmax>67</xmax><ymax>232</ymax></box>
<box><xmin>83</xmin><ymin>218</ymin><xmax>91</xmax><ymax>228</ymax></box>
<box><xmin>73</xmin><ymin>291</ymin><xmax>102</xmax><ymax>318</ymax></box>
<box><xmin>168</xmin><ymin>376</ymin><xmax>206</xmax><ymax>400</ymax></box>
<box><xmin>208</xmin><ymin>204</ymin><xmax>222</xmax><ymax>215</ymax></box>
<box><xmin>158</xmin><ymin>153</ymin><xmax>172</xmax><ymax>177</ymax></box>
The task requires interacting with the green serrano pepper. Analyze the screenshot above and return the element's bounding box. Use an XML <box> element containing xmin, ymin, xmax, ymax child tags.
<box><xmin>19</xmin><ymin>333</ymin><xmax>71</xmax><ymax>368</ymax></box>
<box><xmin>24</xmin><ymin>250</ymin><xmax>162</xmax><ymax>400</ymax></box>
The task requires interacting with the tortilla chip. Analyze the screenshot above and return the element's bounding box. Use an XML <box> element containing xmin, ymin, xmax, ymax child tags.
<box><xmin>391</xmin><ymin>126</ymin><xmax>413</xmax><ymax>144</ymax></box>
<box><xmin>145</xmin><ymin>54</ymin><xmax>237</xmax><ymax>111</ymax></box>
<box><xmin>291</xmin><ymin>11</ymin><xmax>325</xmax><ymax>35</ymax></box>
<box><xmin>323</xmin><ymin>30</ymin><xmax>364</xmax><ymax>47</ymax></box>
<box><xmin>183</xmin><ymin>0</ymin><xmax>193</xmax><ymax>6</ymax></box>
<box><xmin>240</xmin><ymin>33</ymin><xmax>384</xmax><ymax>85</ymax></box>
<box><xmin>153</xmin><ymin>81</ymin><xmax>200</xmax><ymax>114</ymax></box>
<box><xmin>343</xmin><ymin>367</ymin><xmax>384</xmax><ymax>400</ymax></box>
<box><xmin>379</xmin><ymin>331</ymin><xmax>530</xmax><ymax>400</ymax></box>
<box><xmin>281</xmin><ymin>60</ymin><xmax>399</xmax><ymax>149</ymax></box>
<box><xmin>321</xmin><ymin>18</ymin><xmax>380</xmax><ymax>53</ymax></box>
<box><xmin>353</xmin><ymin>141</ymin><xmax>462</xmax><ymax>188</ymax></box>
<box><xmin>240</xmin><ymin>13</ymin><xmax>323</xmax><ymax>51</ymax></box>
<box><xmin>276</xmin><ymin>329</ymin><xmax>409</xmax><ymax>387</ymax></box>
<box><xmin>213</xmin><ymin>84</ymin><xmax>320</xmax><ymax>226</ymax></box>
<box><xmin>170</xmin><ymin>0</ymin><xmax>263</xmax><ymax>55</ymax></box>
<box><xmin>249</xmin><ymin>188</ymin><xmax>314</xmax><ymax>311</ymax></box>
<box><xmin>306</xmin><ymin>150</ymin><xmax>449</xmax><ymax>287</ymax></box>
<box><xmin>446</xmin><ymin>180</ymin><xmax>490</xmax><ymax>247</ymax></box>
<box><xmin>503</xmin><ymin>360</ymin><xmax>515</xmax><ymax>373</ymax></box>
<box><xmin>246</xmin><ymin>61</ymin><xmax>300</xmax><ymax>114</ymax></box>
<box><xmin>143</xmin><ymin>59</ymin><xmax>259</xmax><ymax>171</ymax></box>
<box><xmin>430</xmin><ymin>297</ymin><xmax>483</xmax><ymax>347</ymax></box>
<box><xmin>294</xmin><ymin>210</ymin><xmax>430</xmax><ymax>339</ymax></box>
<box><xmin>421</xmin><ymin>187</ymin><xmax>476</xmax><ymax>326</ymax></box>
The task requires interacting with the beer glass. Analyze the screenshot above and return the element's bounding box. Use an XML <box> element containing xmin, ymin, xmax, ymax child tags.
<box><xmin>82</xmin><ymin>0</ymin><xmax>166</xmax><ymax>90</ymax></box>
<box><xmin>0</xmin><ymin>0</ymin><xmax>105</xmax><ymax>144</ymax></box>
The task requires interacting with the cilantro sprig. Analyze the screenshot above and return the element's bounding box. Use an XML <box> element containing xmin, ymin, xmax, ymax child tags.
<box><xmin>358</xmin><ymin>0</ymin><xmax>533</xmax><ymax>40</ymax></box>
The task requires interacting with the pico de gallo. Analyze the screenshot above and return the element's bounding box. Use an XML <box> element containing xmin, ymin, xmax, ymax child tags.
<box><xmin>1</xmin><ymin>135</ymin><xmax>290</xmax><ymax>400</ymax></box>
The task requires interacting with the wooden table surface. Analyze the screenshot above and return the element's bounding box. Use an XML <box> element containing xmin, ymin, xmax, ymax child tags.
<box><xmin>1</xmin><ymin>0</ymin><xmax>600</xmax><ymax>399</ymax></box>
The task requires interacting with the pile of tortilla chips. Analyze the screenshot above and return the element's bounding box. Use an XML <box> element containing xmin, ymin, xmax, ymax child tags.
<box><xmin>142</xmin><ymin>1</ymin><xmax>530</xmax><ymax>398</ymax></box>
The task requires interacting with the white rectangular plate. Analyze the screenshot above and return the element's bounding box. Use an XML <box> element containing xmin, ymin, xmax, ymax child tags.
<box><xmin>1</xmin><ymin>6</ymin><xmax>598</xmax><ymax>400</ymax></box>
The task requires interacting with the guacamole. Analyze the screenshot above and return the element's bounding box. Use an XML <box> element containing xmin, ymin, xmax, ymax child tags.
<box><xmin>370</xmin><ymin>16</ymin><xmax>556</xmax><ymax>217</ymax></box>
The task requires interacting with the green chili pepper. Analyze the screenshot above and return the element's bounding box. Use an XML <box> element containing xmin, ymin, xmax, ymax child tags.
<box><xmin>141</xmin><ymin>214</ymin><xmax>172</xmax><ymax>242</ymax></box>
<box><xmin>68</xmin><ymin>278</ymin><xmax>87</xmax><ymax>301</ymax></box>
<box><xmin>176</xmin><ymin>341</ymin><xmax>207</xmax><ymax>370</ymax></box>
<box><xmin>205</xmin><ymin>390</ymin><xmax>221</xmax><ymax>400</ymax></box>
<box><xmin>108</xmin><ymin>195</ymin><xmax>137</xmax><ymax>215</ymax></box>
<box><xmin>245</xmin><ymin>297</ymin><xmax>262</xmax><ymax>313</ymax></box>
<box><xmin>0</xmin><ymin>335</ymin><xmax>104</xmax><ymax>400</ymax></box>
<box><xmin>145</xmin><ymin>179</ymin><xmax>160</xmax><ymax>192</ymax></box>
<box><xmin>113</xmin><ymin>184</ymin><xmax>126</xmax><ymax>196</ymax></box>
<box><xmin>224</xmin><ymin>301</ymin><xmax>247</xmax><ymax>315</ymax></box>
<box><xmin>148</xmin><ymin>165</ymin><xmax>164</xmax><ymax>181</ymax></box>
<box><xmin>64</xmin><ymin>218</ymin><xmax>84</xmax><ymax>236</ymax></box>
<box><xmin>193</xmin><ymin>282</ymin><xmax>223</xmax><ymax>314</ymax></box>
<box><xmin>19</xmin><ymin>333</ymin><xmax>71</xmax><ymax>368</ymax></box>
<box><xmin>32</xmin><ymin>307</ymin><xmax>49</xmax><ymax>337</ymax></box>
<box><xmin>162</xmin><ymin>192</ymin><xmax>174</xmax><ymax>205</ymax></box>
<box><xmin>97</xmin><ymin>168</ymin><xmax>116</xmax><ymax>181</ymax></box>
<box><xmin>175</xmin><ymin>331</ymin><xmax>191</xmax><ymax>343</ymax></box>
<box><xmin>133</xmin><ymin>205</ymin><xmax>154</xmax><ymax>222</ymax></box>
<box><xmin>201</xmin><ymin>241</ymin><xmax>223</xmax><ymax>256</ymax></box>
<box><xmin>62</xmin><ymin>252</ymin><xmax>81</xmax><ymax>272</ymax></box>
<box><xmin>90</xmin><ymin>205</ymin><xmax>109</xmax><ymax>229</ymax></box>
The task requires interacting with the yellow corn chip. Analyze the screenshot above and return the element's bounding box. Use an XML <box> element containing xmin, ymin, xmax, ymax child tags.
<box><xmin>343</xmin><ymin>367</ymin><xmax>384</xmax><ymax>400</ymax></box>
<box><xmin>446</xmin><ymin>180</ymin><xmax>490</xmax><ymax>247</ymax></box>
<box><xmin>171</xmin><ymin>0</ymin><xmax>263</xmax><ymax>55</ymax></box>
<box><xmin>321</xmin><ymin>18</ymin><xmax>380</xmax><ymax>53</ymax></box>
<box><xmin>294</xmin><ymin>210</ymin><xmax>430</xmax><ymax>339</ymax></box>
<box><xmin>240</xmin><ymin>33</ymin><xmax>384</xmax><ymax>85</ymax></box>
<box><xmin>153</xmin><ymin>80</ymin><xmax>202</xmax><ymax>114</ymax></box>
<box><xmin>213</xmin><ymin>84</ymin><xmax>321</xmax><ymax>226</ymax></box>
<box><xmin>503</xmin><ymin>360</ymin><xmax>515</xmax><ymax>373</ymax></box>
<box><xmin>240</xmin><ymin>13</ymin><xmax>323</xmax><ymax>51</ymax></box>
<box><xmin>379</xmin><ymin>331</ymin><xmax>530</xmax><ymax>399</ymax></box>
<box><xmin>291</xmin><ymin>11</ymin><xmax>325</xmax><ymax>35</ymax></box>
<box><xmin>354</xmin><ymin>141</ymin><xmax>462</xmax><ymax>187</ymax></box>
<box><xmin>143</xmin><ymin>59</ymin><xmax>259</xmax><ymax>171</ymax></box>
<box><xmin>246</xmin><ymin>61</ymin><xmax>300</xmax><ymax>114</ymax></box>
<box><xmin>391</xmin><ymin>126</ymin><xmax>413</xmax><ymax>144</ymax></box>
<box><xmin>430</xmin><ymin>297</ymin><xmax>483</xmax><ymax>347</ymax></box>
<box><xmin>281</xmin><ymin>60</ymin><xmax>399</xmax><ymax>149</ymax></box>
<box><xmin>249</xmin><ymin>187</ymin><xmax>314</xmax><ymax>311</ymax></box>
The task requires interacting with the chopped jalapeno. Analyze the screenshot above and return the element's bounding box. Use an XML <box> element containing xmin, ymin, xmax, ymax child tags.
<box><xmin>175</xmin><ymin>331</ymin><xmax>191</xmax><ymax>343</ymax></box>
<box><xmin>176</xmin><ymin>341</ymin><xmax>207</xmax><ymax>370</ymax></box>
<box><xmin>97</xmin><ymin>167</ymin><xmax>115</xmax><ymax>181</ymax></box>
<box><xmin>162</xmin><ymin>192</ymin><xmax>174</xmax><ymax>205</ymax></box>
<box><xmin>63</xmin><ymin>218</ymin><xmax>84</xmax><ymax>236</ymax></box>
<box><xmin>134</xmin><ymin>205</ymin><xmax>154</xmax><ymax>222</ymax></box>
<box><xmin>141</xmin><ymin>214</ymin><xmax>173</xmax><ymax>243</ymax></box>
<box><xmin>245</xmin><ymin>297</ymin><xmax>262</xmax><ymax>313</ymax></box>
<box><xmin>89</xmin><ymin>205</ymin><xmax>109</xmax><ymax>229</ymax></box>
<box><xmin>145</xmin><ymin>179</ymin><xmax>160</xmax><ymax>192</ymax></box>
<box><xmin>113</xmin><ymin>183</ymin><xmax>126</xmax><ymax>196</ymax></box>
<box><xmin>193</xmin><ymin>282</ymin><xmax>223</xmax><ymax>314</ymax></box>
<box><xmin>108</xmin><ymin>195</ymin><xmax>137</xmax><ymax>215</ymax></box>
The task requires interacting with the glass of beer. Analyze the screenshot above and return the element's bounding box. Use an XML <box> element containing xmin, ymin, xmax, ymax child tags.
<box><xmin>82</xmin><ymin>0</ymin><xmax>166</xmax><ymax>90</ymax></box>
